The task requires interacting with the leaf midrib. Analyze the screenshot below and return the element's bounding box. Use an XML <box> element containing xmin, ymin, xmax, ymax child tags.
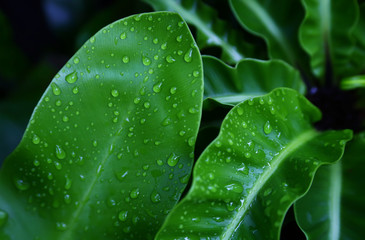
<box><xmin>223</xmin><ymin>129</ymin><xmax>318</xmax><ymax>239</ymax></box>
<box><xmin>329</xmin><ymin>161</ymin><xmax>341</xmax><ymax>240</ymax></box>
<box><xmin>159</xmin><ymin>0</ymin><xmax>244</xmax><ymax>61</ymax></box>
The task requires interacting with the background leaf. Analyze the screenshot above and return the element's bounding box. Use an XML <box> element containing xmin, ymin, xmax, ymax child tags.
<box><xmin>299</xmin><ymin>0</ymin><xmax>359</xmax><ymax>81</ymax></box>
<box><xmin>340</xmin><ymin>75</ymin><xmax>365</xmax><ymax>90</ymax></box>
<box><xmin>0</xmin><ymin>12</ymin><xmax>203</xmax><ymax>239</ymax></box>
<box><xmin>144</xmin><ymin>0</ymin><xmax>259</xmax><ymax>63</ymax></box>
<box><xmin>203</xmin><ymin>56</ymin><xmax>306</xmax><ymax>106</ymax></box>
<box><xmin>155</xmin><ymin>88</ymin><xmax>352</xmax><ymax>239</ymax></box>
<box><xmin>294</xmin><ymin>132</ymin><xmax>365</xmax><ymax>240</ymax></box>
<box><xmin>229</xmin><ymin>0</ymin><xmax>309</xmax><ymax>72</ymax></box>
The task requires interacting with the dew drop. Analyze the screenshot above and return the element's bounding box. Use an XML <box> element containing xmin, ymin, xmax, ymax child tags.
<box><xmin>14</xmin><ymin>178</ymin><xmax>30</xmax><ymax>191</ymax></box>
<box><xmin>32</xmin><ymin>134</ymin><xmax>40</xmax><ymax>144</ymax></box>
<box><xmin>56</xmin><ymin>222</ymin><xmax>67</xmax><ymax>231</ymax></box>
<box><xmin>144</xmin><ymin>102</ymin><xmax>150</xmax><ymax>109</ymax></box>
<box><xmin>142</xmin><ymin>56</ymin><xmax>151</xmax><ymax>66</ymax></box>
<box><xmin>90</xmin><ymin>36</ymin><xmax>95</xmax><ymax>43</ymax></box>
<box><xmin>153</xmin><ymin>82</ymin><xmax>162</xmax><ymax>93</ymax></box>
<box><xmin>33</xmin><ymin>160</ymin><xmax>40</xmax><ymax>167</ymax></box>
<box><xmin>55</xmin><ymin>145</ymin><xmax>66</xmax><ymax>159</ymax></box>
<box><xmin>193</xmin><ymin>70</ymin><xmax>200</xmax><ymax>77</ymax></box>
<box><xmin>73</xmin><ymin>57</ymin><xmax>80</xmax><ymax>64</ymax></box>
<box><xmin>165</xmin><ymin>55</ymin><xmax>175</xmax><ymax>63</ymax></box>
<box><xmin>242</xmin><ymin>121</ymin><xmax>248</xmax><ymax>128</ymax></box>
<box><xmin>188</xmin><ymin>137</ymin><xmax>195</xmax><ymax>147</ymax></box>
<box><xmin>130</xmin><ymin>188</ymin><xmax>140</xmax><ymax>199</ymax></box>
<box><xmin>62</xmin><ymin>116</ymin><xmax>69</xmax><ymax>122</ymax></box>
<box><xmin>111</xmin><ymin>89</ymin><xmax>119</xmax><ymax>97</ymax></box>
<box><xmin>176</xmin><ymin>35</ymin><xmax>183</xmax><ymax>42</ymax></box>
<box><xmin>65</xmin><ymin>71</ymin><xmax>78</xmax><ymax>84</ymax></box>
<box><xmin>122</xmin><ymin>56</ymin><xmax>130</xmax><ymax>63</ymax></box>
<box><xmin>225</xmin><ymin>182</ymin><xmax>243</xmax><ymax>193</ymax></box>
<box><xmin>167</xmin><ymin>153</ymin><xmax>180</xmax><ymax>167</ymax></box>
<box><xmin>170</xmin><ymin>87</ymin><xmax>177</xmax><ymax>94</ymax></box>
<box><xmin>264</xmin><ymin>121</ymin><xmax>272</xmax><ymax>134</ymax></box>
<box><xmin>120</xmin><ymin>32</ymin><xmax>127</xmax><ymax>39</ymax></box>
<box><xmin>72</xmin><ymin>86</ymin><xmax>79</xmax><ymax>94</ymax></box>
<box><xmin>118</xmin><ymin>210</ymin><xmax>128</xmax><ymax>221</ymax></box>
<box><xmin>51</xmin><ymin>83</ymin><xmax>61</xmax><ymax>96</ymax></box>
<box><xmin>184</xmin><ymin>48</ymin><xmax>193</xmax><ymax>63</ymax></box>
<box><xmin>237</xmin><ymin>107</ymin><xmax>243</xmax><ymax>116</ymax></box>
<box><xmin>150</xmin><ymin>191</ymin><xmax>161</xmax><ymax>203</ymax></box>
<box><xmin>161</xmin><ymin>117</ymin><xmax>172</xmax><ymax>126</ymax></box>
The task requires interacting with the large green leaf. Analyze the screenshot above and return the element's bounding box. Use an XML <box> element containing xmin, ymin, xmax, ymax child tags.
<box><xmin>229</xmin><ymin>0</ymin><xmax>308</xmax><ymax>70</ymax></box>
<box><xmin>294</xmin><ymin>132</ymin><xmax>365</xmax><ymax>240</ymax></box>
<box><xmin>0</xmin><ymin>12</ymin><xmax>203</xmax><ymax>239</ymax></box>
<box><xmin>155</xmin><ymin>88</ymin><xmax>352</xmax><ymax>239</ymax></box>
<box><xmin>299</xmin><ymin>0</ymin><xmax>359</xmax><ymax>81</ymax></box>
<box><xmin>203</xmin><ymin>56</ymin><xmax>306</xmax><ymax>106</ymax></box>
<box><xmin>144</xmin><ymin>0</ymin><xmax>257</xmax><ymax>63</ymax></box>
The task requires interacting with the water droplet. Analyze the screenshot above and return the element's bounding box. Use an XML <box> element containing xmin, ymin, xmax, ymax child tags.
<box><xmin>165</xmin><ymin>55</ymin><xmax>175</xmax><ymax>63</ymax></box>
<box><xmin>242</xmin><ymin>121</ymin><xmax>248</xmax><ymax>128</ymax></box>
<box><xmin>225</xmin><ymin>182</ymin><xmax>243</xmax><ymax>193</ymax></box>
<box><xmin>161</xmin><ymin>42</ymin><xmax>167</xmax><ymax>50</ymax></box>
<box><xmin>150</xmin><ymin>191</ymin><xmax>161</xmax><ymax>203</ymax></box>
<box><xmin>176</xmin><ymin>35</ymin><xmax>183</xmax><ymax>42</ymax></box>
<box><xmin>72</xmin><ymin>86</ymin><xmax>79</xmax><ymax>94</ymax></box>
<box><xmin>144</xmin><ymin>102</ymin><xmax>150</xmax><ymax>109</ymax></box>
<box><xmin>65</xmin><ymin>176</ymin><xmax>72</xmax><ymax>190</ymax></box>
<box><xmin>130</xmin><ymin>188</ymin><xmax>140</xmax><ymax>199</ymax></box>
<box><xmin>73</xmin><ymin>57</ymin><xmax>80</xmax><ymax>64</ymax></box>
<box><xmin>62</xmin><ymin>116</ymin><xmax>69</xmax><ymax>122</ymax></box>
<box><xmin>111</xmin><ymin>89</ymin><xmax>119</xmax><ymax>97</ymax></box>
<box><xmin>120</xmin><ymin>32</ymin><xmax>127</xmax><ymax>39</ymax></box>
<box><xmin>142</xmin><ymin>56</ymin><xmax>151</xmax><ymax>66</ymax></box>
<box><xmin>193</xmin><ymin>70</ymin><xmax>200</xmax><ymax>77</ymax></box>
<box><xmin>161</xmin><ymin>117</ymin><xmax>172</xmax><ymax>126</ymax></box>
<box><xmin>264</xmin><ymin>121</ymin><xmax>272</xmax><ymax>134</ymax></box>
<box><xmin>64</xmin><ymin>194</ymin><xmax>71</xmax><ymax>204</ymax></box>
<box><xmin>14</xmin><ymin>178</ymin><xmax>29</xmax><ymax>191</ymax></box>
<box><xmin>179</xmin><ymin>130</ymin><xmax>186</xmax><ymax>136</ymax></box>
<box><xmin>170</xmin><ymin>87</ymin><xmax>177</xmax><ymax>94</ymax></box>
<box><xmin>55</xmin><ymin>145</ymin><xmax>66</xmax><ymax>159</ymax></box>
<box><xmin>118</xmin><ymin>210</ymin><xmax>128</xmax><ymax>221</ymax></box>
<box><xmin>263</xmin><ymin>188</ymin><xmax>272</xmax><ymax>197</ymax></box>
<box><xmin>93</xmin><ymin>140</ymin><xmax>98</xmax><ymax>147</ymax></box>
<box><xmin>56</xmin><ymin>222</ymin><xmax>67</xmax><ymax>231</ymax></box>
<box><xmin>90</xmin><ymin>36</ymin><xmax>95</xmax><ymax>43</ymax></box>
<box><xmin>33</xmin><ymin>160</ymin><xmax>40</xmax><ymax>167</ymax></box>
<box><xmin>184</xmin><ymin>48</ymin><xmax>193</xmax><ymax>63</ymax></box>
<box><xmin>32</xmin><ymin>134</ymin><xmax>40</xmax><ymax>144</ymax></box>
<box><xmin>167</xmin><ymin>153</ymin><xmax>180</xmax><ymax>167</ymax></box>
<box><xmin>122</xmin><ymin>56</ymin><xmax>130</xmax><ymax>63</ymax></box>
<box><xmin>0</xmin><ymin>209</ymin><xmax>8</xmax><ymax>227</ymax></box>
<box><xmin>237</xmin><ymin>107</ymin><xmax>243</xmax><ymax>115</ymax></box>
<box><xmin>188</xmin><ymin>137</ymin><xmax>195</xmax><ymax>147</ymax></box>
<box><xmin>65</xmin><ymin>71</ymin><xmax>78</xmax><ymax>84</ymax></box>
<box><xmin>51</xmin><ymin>83</ymin><xmax>61</xmax><ymax>96</ymax></box>
<box><xmin>153</xmin><ymin>82</ymin><xmax>162</xmax><ymax>93</ymax></box>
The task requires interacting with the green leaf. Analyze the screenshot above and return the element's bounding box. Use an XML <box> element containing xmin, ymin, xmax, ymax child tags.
<box><xmin>203</xmin><ymin>56</ymin><xmax>306</xmax><ymax>106</ymax></box>
<box><xmin>340</xmin><ymin>75</ymin><xmax>365</xmax><ymax>90</ymax></box>
<box><xmin>349</xmin><ymin>3</ymin><xmax>365</xmax><ymax>74</ymax></box>
<box><xmin>144</xmin><ymin>0</ymin><xmax>257</xmax><ymax>63</ymax></box>
<box><xmin>229</xmin><ymin>0</ymin><xmax>308</xmax><ymax>69</ymax></box>
<box><xmin>294</xmin><ymin>132</ymin><xmax>365</xmax><ymax>240</ymax></box>
<box><xmin>299</xmin><ymin>0</ymin><xmax>359</xmax><ymax>80</ymax></box>
<box><xmin>0</xmin><ymin>12</ymin><xmax>203</xmax><ymax>239</ymax></box>
<box><xmin>155</xmin><ymin>88</ymin><xmax>352</xmax><ymax>240</ymax></box>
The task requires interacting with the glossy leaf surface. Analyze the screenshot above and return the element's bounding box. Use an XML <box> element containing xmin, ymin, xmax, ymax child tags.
<box><xmin>203</xmin><ymin>56</ymin><xmax>306</xmax><ymax>106</ymax></box>
<box><xmin>0</xmin><ymin>12</ymin><xmax>203</xmax><ymax>240</ymax></box>
<box><xmin>295</xmin><ymin>132</ymin><xmax>365</xmax><ymax>240</ymax></box>
<box><xmin>144</xmin><ymin>0</ymin><xmax>257</xmax><ymax>63</ymax></box>
<box><xmin>229</xmin><ymin>0</ymin><xmax>307</xmax><ymax>68</ymax></box>
<box><xmin>299</xmin><ymin>0</ymin><xmax>359</xmax><ymax>80</ymax></box>
<box><xmin>340</xmin><ymin>75</ymin><xmax>365</xmax><ymax>90</ymax></box>
<box><xmin>156</xmin><ymin>88</ymin><xmax>352</xmax><ymax>239</ymax></box>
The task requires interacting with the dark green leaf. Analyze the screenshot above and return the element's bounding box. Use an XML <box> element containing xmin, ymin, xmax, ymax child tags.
<box><xmin>348</xmin><ymin>3</ymin><xmax>365</xmax><ymax>75</ymax></box>
<box><xmin>0</xmin><ymin>12</ymin><xmax>203</xmax><ymax>239</ymax></box>
<box><xmin>203</xmin><ymin>56</ymin><xmax>306</xmax><ymax>106</ymax></box>
<box><xmin>299</xmin><ymin>0</ymin><xmax>359</xmax><ymax>81</ymax></box>
<box><xmin>229</xmin><ymin>0</ymin><xmax>308</xmax><ymax>69</ymax></box>
<box><xmin>295</xmin><ymin>132</ymin><xmax>365</xmax><ymax>240</ymax></box>
<box><xmin>144</xmin><ymin>0</ymin><xmax>257</xmax><ymax>63</ymax></box>
<box><xmin>155</xmin><ymin>88</ymin><xmax>352</xmax><ymax>239</ymax></box>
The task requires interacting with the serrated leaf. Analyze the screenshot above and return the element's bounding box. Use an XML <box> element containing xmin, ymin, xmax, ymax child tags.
<box><xmin>144</xmin><ymin>0</ymin><xmax>257</xmax><ymax>63</ymax></box>
<box><xmin>155</xmin><ymin>88</ymin><xmax>352</xmax><ymax>240</ymax></box>
<box><xmin>229</xmin><ymin>0</ymin><xmax>308</xmax><ymax>70</ymax></box>
<box><xmin>294</xmin><ymin>132</ymin><xmax>365</xmax><ymax>240</ymax></box>
<box><xmin>299</xmin><ymin>0</ymin><xmax>359</xmax><ymax>81</ymax></box>
<box><xmin>0</xmin><ymin>12</ymin><xmax>203</xmax><ymax>239</ymax></box>
<box><xmin>203</xmin><ymin>56</ymin><xmax>306</xmax><ymax>107</ymax></box>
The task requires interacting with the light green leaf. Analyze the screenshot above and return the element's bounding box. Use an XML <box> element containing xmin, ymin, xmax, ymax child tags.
<box><xmin>348</xmin><ymin>3</ymin><xmax>365</xmax><ymax>75</ymax></box>
<box><xmin>299</xmin><ymin>0</ymin><xmax>359</xmax><ymax>80</ymax></box>
<box><xmin>203</xmin><ymin>56</ymin><xmax>306</xmax><ymax>106</ymax></box>
<box><xmin>144</xmin><ymin>0</ymin><xmax>257</xmax><ymax>63</ymax></box>
<box><xmin>229</xmin><ymin>0</ymin><xmax>308</xmax><ymax>69</ymax></box>
<box><xmin>0</xmin><ymin>12</ymin><xmax>203</xmax><ymax>239</ymax></box>
<box><xmin>155</xmin><ymin>88</ymin><xmax>352</xmax><ymax>239</ymax></box>
<box><xmin>294</xmin><ymin>132</ymin><xmax>365</xmax><ymax>240</ymax></box>
<box><xmin>340</xmin><ymin>75</ymin><xmax>365</xmax><ymax>90</ymax></box>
